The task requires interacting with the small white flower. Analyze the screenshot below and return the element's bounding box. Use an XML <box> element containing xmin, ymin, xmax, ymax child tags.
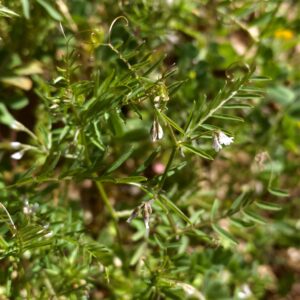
<box><xmin>218</xmin><ymin>131</ymin><xmax>234</xmax><ymax>146</ymax></box>
<box><xmin>157</xmin><ymin>123</ymin><xmax>164</xmax><ymax>140</ymax></box>
<box><xmin>150</xmin><ymin>119</ymin><xmax>164</xmax><ymax>142</ymax></box>
<box><xmin>50</xmin><ymin>104</ymin><xmax>59</xmax><ymax>110</ymax></box>
<box><xmin>212</xmin><ymin>131</ymin><xmax>234</xmax><ymax>152</ymax></box>
<box><xmin>237</xmin><ymin>284</ymin><xmax>252</xmax><ymax>299</ymax></box>
<box><xmin>44</xmin><ymin>231</ymin><xmax>53</xmax><ymax>238</ymax></box>
<box><xmin>153</xmin><ymin>96</ymin><xmax>161</xmax><ymax>109</ymax></box>
<box><xmin>10</xmin><ymin>121</ymin><xmax>19</xmax><ymax>130</ymax></box>
<box><xmin>167</xmin><ymin>32</ymin><xmax>179</xmax><ymax>44</ymax></box>
<box><xmin>10</xmin><ymin>141</ymin><xmax>21</xmax><ymax>149</ymax></box>
<box><xmin>11</xmin><ymin>120</ymin><xmax>25</xmax><ymax>131</ymax></box>
<box><xmin>175</xmin><ymin>282</ymin><xmax>205</xmax><ymax>300</ymax></box>
<box><xmin>113</xmin><ymin>257</ymin><xmax>122</xmax><ymax>268</ymax></box>
<box><xmin>23</xmin><ymin>206</ymin><xmax>32</xmax><ymax>215</ymax></box>
<box><xmin>143</xmin><ymin>201</ymin><xmax>153</xmax><ymax>237</ymax></box>
<box><xmin>165</xmin><ymin>0</ymin><xmax>175</xmax><ymax>6</ymax></box>
<box><xmin>212</xmin><ymin>135</ymin><xmax>223</xmax><ymax>152</ymax></box>
<box><xmin>11</xmin><ymin>150</ymin><xmax>25</xmax><ymax>160</ymax></box>
<box><xmin>23</xmin><ymin>199</ymin><xmax>39</xmax><ymax>215</ymax></box>
<box><xmin>144</xmin><ymin>218</ymin><xmax>150</xmax><ymax>230</ymax></box>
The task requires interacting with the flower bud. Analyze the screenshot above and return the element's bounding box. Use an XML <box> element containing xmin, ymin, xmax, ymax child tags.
<box><xmin>10</xmin><ymin>142</ymin><xmax>21</xmax><ymax>149</ymax></box>
<box><xmin>150</xmin><ymin>119</ymin><xmax>164</xmax><ymax>142</ymax></box>
<box><xmin>11</xmin><ymin>150</ymin><xmax>25</xmax><ymax>160</ymax></box>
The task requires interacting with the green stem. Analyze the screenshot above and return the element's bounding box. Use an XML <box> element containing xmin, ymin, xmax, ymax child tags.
<box><xmin>197</xmin><ymin>91</ymin><xmax>238</xmax><ymax>127</ymax></box>
<box><xmin>167</xmin><ymin>213</ymin><xmax>177</xmax><ymax>236</ymax></box>
<box><xmin>250</xmin><ymin>1</ymin><xmax>281</xmax><ymax>65</ymax></box>
<box><xmin>158</xmin><ymin>146</ymin><xmax>176</xmax><ymax>192</ymax></box>
<box><xmin>95</xmin><ymin>181</ymin><xmax>122</xmax><ymax>243</ymax></box>
<box><xmin>95</xmin><ymin>181</ymin><xmax>117</xmax><ymax>220</ymax></box>
<box><xmin>177</xmin><ymin>208</ymin><xmax>239</xmax><ymax>236</ymax></box>
<box><xmin>108</xmin><ymin>43</ymin><xmax>140</xmax><ymax>80</ymax></box>
<box><xmin>43</xmin><ymin>273</ymin><xmax>58</xmax><ymax>300</ymax></box>
<box><xmin>158</xmin><ymin>120</ymin><xmax>179</xmax><ymax>191</ymax></box>
<box><xmin>78</xmin><ymin>125</ymin><xmax>122</xmax><ymax>247</ymax></box>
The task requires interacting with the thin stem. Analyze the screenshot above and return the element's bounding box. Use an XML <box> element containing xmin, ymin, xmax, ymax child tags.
<box><xmin>177</xmin><ymin>207</ymin><xmax>240</xmax><ymax>236</ymax></box>
<box><xmin>61</xmin><ymin>39</ymin><xmax>123</xmax><ymax>248</ymax></box>
<box><xmin>94</xmin><ymin>173</ymin><xmax>122</xmax><ymax>245</ymax></box>
<box><xmin>107</xmin><ymin>43</ymin><xmax>139</xmax><ymax>79</ymax></box>
<box><xmin>157</xmin><ymin>120</ymin><xmax>179</xmax><ymax>191</ymax></box>
<box><xmin>78</xmin><ymin>122</ymin><xmax>122</xmax><ymax>247</ymax></box>
<box><xmin>250</xmin><ymin>1</ymin><xmax>282</xmax><ymax>65</ymax></box>
<box><xmin>108</xmin><ymin>16</ymin><xmax>129</xmax><ymax>45</ymax></box>
<box><xmin>218</xmin><ymin>9</ymin><xmax>258</xmax><ymax>43</ymax></box>
<box><xmin>158</xmin><ymin>146</ymin><xmax>176</xmax><ymax>192</ymax></box>
<box><xmin>167</xmin><ymin>214</ymin><xmax>178</xmax><ymax>236</ymax></box>
<box><xmin>0</xmin><ymin>202</ymin><xmax>17</xmax><ymax>235</ymax></box>
<box><xmin>95</xmin><ymin>181</ymin><xmax>118</xmax><ymax>221</ymax></box>
<box><xmin>43</xmin><ymin>273</ymin><xmax>58</xmax><ymax>300</ymax></box>
<box><xmin>197</xmin><ymin>91</ymin><xmax>238</xmax><ymax>127</ymax></box>
<box><xmin>166</xmin><ymin>122</ymin><xmax>178</xmax><ymax>145</ymax></box>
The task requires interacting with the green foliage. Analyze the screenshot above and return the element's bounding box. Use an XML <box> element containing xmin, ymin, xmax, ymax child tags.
<box><xmin>0</xmin><ymin>0</ymin><xmax>299</xmax><ymax>299</ymax></box>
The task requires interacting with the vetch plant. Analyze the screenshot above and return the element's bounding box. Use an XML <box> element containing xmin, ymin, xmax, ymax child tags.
<box><xmin>0</xmin><ymin>1</ymin><xmax>294</xmax><ymax>299</ymax></box>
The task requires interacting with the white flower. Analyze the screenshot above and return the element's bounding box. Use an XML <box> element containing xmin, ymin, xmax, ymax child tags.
<box><xmin>237</xmin><ymin>284</ymin><xmax>252</xmax><ymax>299</ymax></box>
<box><xmin>212</xmin><ymin>131</ymin><xmax>234</xmax><ymax>152</ymax></box>
<box><xmin>175</xmin><ymin>282</ymin><xmax>205</xmax><ymax>300</ymax></box>
<box><xmin>157</xmin><ymin>123</ymin><xmax>164</xmax><ymax>140</ymax></box>
<box><xmin>218</xmin><ymin>131</ymin><xmax>234</xmax><ymax>146</ymax></box>
<box><xmin>23</xmin><ymin>199</ymin><xmax>31</xmax><ymax>214</ymax></box>
<box><xmin>143</xmin><ymin>201</ymin><xmax>153</xmax><ymax>237</ymax></box>
<box><xmin>11</xmin><ymin>120</ymin><xmax>25</xmax><ymax>131</ymax></box>
<box><xmin>50</xmin><ymin>104</ymin><xmax>59</xmax><ymax>110</ymax></box>
<box><xmin>10</xmin><ymin>141</ymin><xmax>21</xmax><ymax>149</ymax></box>
<box><xmin>150</xmin><ymin>119</ymin><xmax>164</xmax><ymax>142</ymax></box>
<box><xmin>113</xmin><ymin>257</ymin><xmax>122</xmax><ymax>268</ymax></box>
<box><xmin>44</xmin><ymin>231</ymin><xmax>53</xmax><ymax>238</ymax></box>
<box><xmin>153</xmin><ymin>96</ymin><xmax>161</xmax><ymax>109</ymax></box>
<box><xmin>165</xmin><ymin>0</ymin><xmax>175</xmax><ymax>5</ymax></box>
<box><xmin>212</xmin><ymin>135</ymin><xmax>223</xmax><ymax>152</ymax></box>
<box><xmin>144</xmin><ymin>218</ymin><xmax>150</xmax><ymax>230</ymax></box>
<box><xmin>11</xmin><ymin>150</ymin><xmax>25</xmax><ymax>160</ymax></box>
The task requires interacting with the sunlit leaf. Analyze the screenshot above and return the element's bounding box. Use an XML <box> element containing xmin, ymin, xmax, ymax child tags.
<box><xmin>159</xmin><ymin>195</ymin><xmax>192</xmax><ymax>224</ymax></box>
<box><xmin>212</xmin><ymin>223</ymin><xmax>238</xmax><ymax>245</ymax></box>
<box><xmin>268</xmin><ymin>188</ymin><xmax>289</xmax><ymax>197</ymax></box>
<box><xmin>255</xmin><ymin>201</ymin><xmax>282</xmax><ymax>211</ymax></box>
<box><xmin>181</xmin><ymin>143</ymin><xmax>213</xmax><ymax>160</ymax></box>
